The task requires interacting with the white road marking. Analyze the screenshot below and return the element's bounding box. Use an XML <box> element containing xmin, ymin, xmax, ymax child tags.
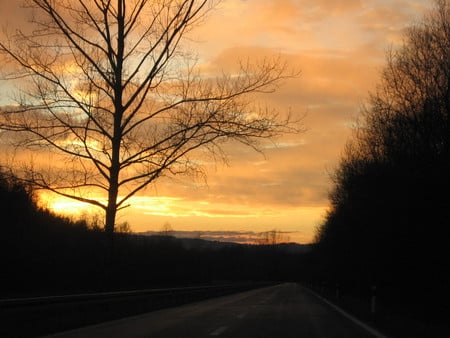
<box><xmin>307</xmin><ymin>288</ymin><xmax>387</xmax><ymax>338</ymax></box>
<box><xmin>210</xmin><ymin>326</ymin><xmax>228</xmax><ymax>336</ymax></box>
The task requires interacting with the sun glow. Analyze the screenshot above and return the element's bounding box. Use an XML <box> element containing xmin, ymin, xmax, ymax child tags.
<box><xmin>38</xmin><ymin>191</ymin><xmax>103</xmax><ymax>217</ymax></box>
<box><xmin>37</xmin><ymin>190</ymin><xmax>325</xmax><ymax>243</ymax></box>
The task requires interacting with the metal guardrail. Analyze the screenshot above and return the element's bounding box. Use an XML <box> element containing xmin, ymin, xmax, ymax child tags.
<box><xmin>1</xmin><ymin>282</ymin><xmax>275</xmax><ymax>337</ymax></box>
<box><xmin>0</xmin><ymin>285</ymin><xmax>233</xmax><ymax>307</ymax></box>
<box><xmin>0</xmin><ymin>281</ymin><xmax>274</xmax><ymax>308</ymax></box>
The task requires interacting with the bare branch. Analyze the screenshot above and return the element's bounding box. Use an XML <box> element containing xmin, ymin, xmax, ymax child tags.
<box><xmin>0</xmin><ymin>0</ymin><xmax>301</xmax><ymax>233</ymax></box>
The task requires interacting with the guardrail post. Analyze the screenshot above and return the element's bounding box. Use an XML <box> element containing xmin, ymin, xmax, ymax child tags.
<box><xmin>335</xmin><ymin>283</ymin><xmax>340</xmax><ymax>301</ymax></box>
<box><xmin>370</xmin><ymin>285</ymin><xmax>376</xmax><ymax>318</ymax></box>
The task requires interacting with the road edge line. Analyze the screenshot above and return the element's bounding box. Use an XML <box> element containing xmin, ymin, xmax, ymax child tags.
<box><xmin>304</xmin><ymin>286</ymin><xmax>388</xmax><ymax>338</ymax></box>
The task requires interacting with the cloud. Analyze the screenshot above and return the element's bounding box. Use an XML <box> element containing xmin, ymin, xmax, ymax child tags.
<box><xmin>169</xmin><ymin>44</ymin><xmax>379</xmax><ymax>212</ymax></box>
<box><xmin>193</xmin><ymin>0</ymin><xmax>429</xmax><ymax>59</ymax></box>
<box><xmin>0</xmin><ymin>1</ymin><xmax>27</xmax><ymax>24</ymax></box>
<box><xmin>0</xmin><ymin>0</ymin><xmax>431</xmax><ymax>244</ymax></box>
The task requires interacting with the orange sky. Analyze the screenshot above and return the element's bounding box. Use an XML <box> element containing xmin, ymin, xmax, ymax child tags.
<box><xmin>0</xmin><ymin>0</ymin><xmax>431</xmax><ymax>243</ymax></box>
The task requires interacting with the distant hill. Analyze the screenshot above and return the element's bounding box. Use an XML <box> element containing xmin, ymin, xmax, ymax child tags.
<box><xmin>139</xmin><ymin>230</ymin><xmax>261</xmax><ymax>244</ymax></box>
<box><xmin>138</xmin><ymin>231</ymin><xmax>313</xmax><ymax>253</ymax></box>
<box><xmin>275</xmin><ymin>242</ymin><xmax>314</xmax><ymax>254</ymax></box>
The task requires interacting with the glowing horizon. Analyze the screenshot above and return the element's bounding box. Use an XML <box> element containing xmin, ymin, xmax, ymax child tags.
<box><xmin>39</xmin><ymin>191</ymin><xmax>326</xmax><ymax>244</ymax></box>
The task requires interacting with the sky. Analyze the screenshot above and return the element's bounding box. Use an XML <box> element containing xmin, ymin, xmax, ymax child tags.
<box><xmin>0</xmin><ymin>0</ymin><xmax>431</xmax><ymax>244</ymax></box>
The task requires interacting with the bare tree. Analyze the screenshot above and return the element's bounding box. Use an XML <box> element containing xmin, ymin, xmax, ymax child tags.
<box><xmin>159</xmin><ymin>222</ymin><xmax>174</xmax><ymax>237</ymax></box>
<box><xmin>361</xmin><ymin>0</ymin><xmax>450</xmax><ymax>165</ymax></box>
<box><xmin>257</xmin><ymin>229</ymin><xmax>289</xmax><ymax>245</ymax></box>
<box><xmin>0</xmin><ymin>0</ymin><xmax>299</xmax><ymax>233</ymax></box>
<box><xmin>314</xmin><ymin>0</ymin><xmax>450</xmax><ymax>282</ymax></box>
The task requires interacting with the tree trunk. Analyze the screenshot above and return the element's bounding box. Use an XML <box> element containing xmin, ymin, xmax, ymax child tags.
<box><xmin>105</xmin><ymin>180</ymin><xmax>118</xmax><ymax>234</ymax></box>
<box><xmin>104</xmin><ymin>0</ymin><xmax>125</xmax><ymax>235</ymax></box>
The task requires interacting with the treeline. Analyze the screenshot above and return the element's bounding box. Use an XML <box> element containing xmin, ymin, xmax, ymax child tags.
<box><xmin>309</xmin><ymin>0</ymin><xmax>450</xmax><ymax>333</ymax></box>
<box><xmin>0</xmin><ymin>171</ymin><xmax>304</xmax><ymax>298</ymax></box>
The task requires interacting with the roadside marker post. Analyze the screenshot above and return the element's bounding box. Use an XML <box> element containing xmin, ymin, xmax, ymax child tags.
<box><xmin>370</xmin><ymin>285</ymin><xmax>377</xmax><ymax>319</ymax></box>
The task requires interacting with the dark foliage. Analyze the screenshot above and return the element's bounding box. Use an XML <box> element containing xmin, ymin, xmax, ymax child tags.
<box><xmin>0</xmin><ymin>170</ymin><xmax>306</xmax><ymax>298</ymax></box>
<box><xmin>310</xmin><ymin>1</ymin><xmax>450</xmax><ymax>336</ymax></box>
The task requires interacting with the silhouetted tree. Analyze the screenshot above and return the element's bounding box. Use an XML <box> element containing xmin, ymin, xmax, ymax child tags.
<box><xmin>314</xmin><ymin>0</ymin><xmax>450</xmax><ymax>321</ymax></box>
<box><xmin>257</xmin><ymin>229</ymin><xmax>289</xmax><ymax>245</ymax></box>
<box><xmin>362</xmin><ymin>0</ymin><xmax>450</xmax><ymax>167</ymax></box>
<box><xmin>0</xmin><ymin>0</ymin><xmax>299</xmax><ymax>233</ymax></box>
<box><xmin>160</xmin><ymin>222</ymin><xmax>174</xmax><ymax>237</ymax></box>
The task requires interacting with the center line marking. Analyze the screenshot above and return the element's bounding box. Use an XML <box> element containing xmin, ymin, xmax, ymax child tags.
<box><xmin>210</xmin><ymin>326</ymin><xmax>228</xmax><ymax>336</ymax></box>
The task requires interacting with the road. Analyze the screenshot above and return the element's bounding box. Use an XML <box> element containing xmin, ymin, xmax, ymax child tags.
<box><xmin>45</xmin><ymin>283</ymin><xmax>386</xmax><ymax>338</ymax></box>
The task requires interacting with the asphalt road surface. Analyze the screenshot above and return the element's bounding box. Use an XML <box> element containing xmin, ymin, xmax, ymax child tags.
<box><xmin>46</xmin><ymin>283</ymin><xmax>386</xmax><ymax>338</ymax></box>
